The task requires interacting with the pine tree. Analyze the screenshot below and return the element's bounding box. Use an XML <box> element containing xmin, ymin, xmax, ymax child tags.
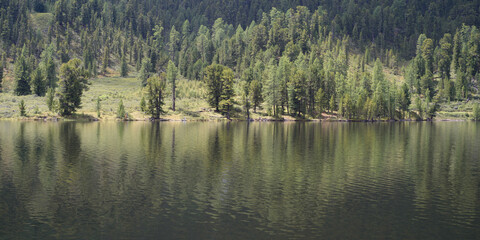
<box><xmin>139</xmin><ymin>57</ymin><xmax>152</xmax><ymax>87</ymax></box>
<box><xmin>31</xmin><ymin>67</ymin><xmax>46</xmax><ymax>96</ymax></box>
<box><xmin>288</xmin><ymin>68</ymin><xmax>307</xmax><ymax>117</ymax></box>
<box><xmin>0</xmin><ymin>61</ymin><xmax>3</xmax><ymax>92</ymax></box>
<box><xmin>120</xmin><ymin>54</ymin><xmax>128</xmax><ymax>77</ymax></box>
<box><xmin>264</xmin><ymin>63</ymin><xmax>280</xmax><ymax>116</ymax></box>
<box><xmin>315</xmin><ymin>88</ymin><xmax>325</xmax><ymax>117</ymax></box>
<box><xmin>166</xmin><ymin>60</ymin><xmax>178</xmax><ymax>111</ymax></box>
<box><xmin>140</xmin><ymin>96</ymin><xmax>146</xmax><ymax>112</ymax></box>
<box><xmin>168</xmin><ymin>26</ymin><xmax>180</xmax><ymax>61</ymax></box>
<box><xmin>116</xmin><ymin>99</ymin><xmax>126</xmax><ymax>119</ymax></box>
<box><xmin>14</xmin><ymin>46</ymin><xmax>31</xmax><ymax>96</ymax></box>
<box><xmin>473</xmin><ymin>103</ymin><xmax>480</xmax><ymax>121</ymax></box>
<box><xmin>205</xmin><ymin>64</ymin><xmax>225</xmax><ymax>111</ymax></box>
<box><xmin>45</xmin><ymin>57</ymin><xmax>57</xmax><ymax>88</ymax></box>
<box><xmin>219</xmin><ymin>67</ymin><xmax>235</xmax><ymax>117</ymax></box>
<box><xmin>46</xmin><ymin>87</ymin><xmax>55</xmax><ymax>112</ymax></box>
<box><xmin>146</xmin><ymin>74</ymin><xmax>167</xmax><ymax>119</ymax></box>
<box><xmin>249</xmin><ymin>80</ymin><xmax>263</xmax><ymax>113</ymax></box>
<box><xmin>101</xmin><ymin>45</ymin><xmax>109</xmax><ymax>75</ymax></box>
<box><xmin>96</xmin><ymin>96</ymin><xmax>101</xmax><ymax>118</ymax></box>
<box><xmin>57</xmin><ymin>59</ymin><xmax>90</xmax><ymax>116</ymax></box>
<box><xmin>19</xmin><ymin>99</ymin><xmax>26</xmax><ymax>116</ymax></box>
<box><xmin>329</xmin><ymin>95</ymin><xmax>336</xmax><ymax>113</ymax></box>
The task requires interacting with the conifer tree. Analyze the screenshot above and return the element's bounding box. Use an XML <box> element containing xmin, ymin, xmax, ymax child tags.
<box><xmin>45</xmin><ymin>57</ymin><xmax>57</xmax><ymax>88</ymax></box>
<box><xmin>249</xmin><ymin>80</ymin><xmax>263</xmax><ymax>113</ymax></box>
<box><xmin>120</xmin><ymin>54</ymin><xmax>128</xmax><ymax>77</ymax></box>
<box><xmin>102</xmin><ymin>45</ymin><xmax>109</xmax><ymax>75</ymax></box>
<box><xmin>14</xmin><ymin>46</ymin><xmax>31</xmax><ymax>96</ymax></box>
<box><xmin>46</xmin><ymin>87</ymin><xmax>55</xmax><ymax>112</ymax></box>
<box><xmin>219</xmin><ymin>67</ymin><xmax>235</xmax><ymax>117</ymax></box>
<box><xmin>31</xmin><ymin>67</ymin><xmax>46</xmax><ymax>96</ymax></box>
<box><xmin>116</xmin><ymin>99</ymin><xmax>126</xmax><ymax>119</ymax></box>
<box><xmin>57</xmin><ymin>59</ymin><xmax>90</xmax><ymax>116</ymax></box>
<box><xmin>0</xmin><ymin>61</ymin><xmax>3</xmax><ymax>92</ymax></box>
<box><xmin>146</xmin><ymin>74</ymin><xmax>167</xmax><ymax>119</ymax></box>
<box><xmin>166</xmin><ymin>60</ymin><xmax>178</xmax><ymax>111</ymax></box>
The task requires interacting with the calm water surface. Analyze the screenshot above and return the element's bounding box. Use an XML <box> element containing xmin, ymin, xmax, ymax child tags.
<box><xmin>0</xmin><ymin>121</ymin><xmax>479</xmax><ymax>239</ymax></box>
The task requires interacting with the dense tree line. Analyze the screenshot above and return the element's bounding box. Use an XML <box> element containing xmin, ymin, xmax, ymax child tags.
<box><xmin>0</xmin><ymin>0</ymin><xmax>479</xmax><ymax>119</ymax></box>
<box><xmin>2</xmin><ymin>0</ymin><xmax>479</xmax><ymax>58</ymax></box>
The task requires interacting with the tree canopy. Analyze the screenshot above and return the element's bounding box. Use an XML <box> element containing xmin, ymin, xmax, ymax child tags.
<box><xmin>57</xmin><ymin>58</ymin><xmax>90</xmax><ymax>116</ymax></box>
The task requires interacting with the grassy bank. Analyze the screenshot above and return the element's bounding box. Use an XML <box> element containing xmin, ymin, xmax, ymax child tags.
<box><xmin>1</xmin><ymin>71</ymin><xmax>278</xmax><ymax>121</ymax></box>
<box><xmin>0</xmin><ymin>71</ymin><xmax>478</xmax><ymax>122</ymax></box>
<box><xmin>1</xmin><ymin>73</ymin><xmax>217</xmax><ymax>121</ymax></box>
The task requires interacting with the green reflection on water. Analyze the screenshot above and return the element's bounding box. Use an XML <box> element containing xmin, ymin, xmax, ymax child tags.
<box><xmin>0</xmin><ymin>121</ymin><xmax>479</xmax><ymax>239</ymax></box>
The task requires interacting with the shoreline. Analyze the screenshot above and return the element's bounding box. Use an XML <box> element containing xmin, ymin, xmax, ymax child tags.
<box><xmin>0</xmin><ymin>115</ymin><xmax>471</xmax><ymax>123</ymax></box>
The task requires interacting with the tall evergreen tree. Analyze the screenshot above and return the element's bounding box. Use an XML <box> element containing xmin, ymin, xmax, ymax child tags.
<box><xmin>264</xmin><ymin>63</ymin><xmax>280</xmax><ymax>116</ymax></box>
<box><xmin>101</xmin><ymin>45</ymin><xmax>109</xmax><ymax>75</ymax></box>
<box><xmin>31</xmin><ymin>67</ymin><xmax>46</xmax><ymax>96</ymax></box>
<box><xmin>45</xmin><ymin>57</ymin><xmax>57</xmax><ymax>89</ymax></box>
<box><xmin>249</xmin><ymin>80</ymin><xmax>263</xmax><ymax>113</ymax></box>
<box><xmin>57</xmin><ymin>59</ymin><xmax>90</xmax><ymax>116</ymax></box>
<box><xmin>205</xmin><ymin>64</ymin><xmax>225</xmax><ymax>112</ymax></box>
<box><xmin>120</xmin><ymin>54</ymin><xmax>128</xmax><ymax>77</ymax></box>
<box><xmin>166</xmin><ymin>60</ymin><xmax>178</xmax><ymax>111</ymax></box>
<box><xmin>168</xmin><ymin>26</ymin><xmax>180</xmax><ymax>61</ymax></box>
<box><xmin>0</xmin><ymin>61</ymin><xmax>3</xmax><ymax>92</ymax></box>
<box><xmin>219</xmin><ymin>67</ymin><xmax>235</xmax><ymax>117</ymax></box>
<box><xmin>146</xmin><ymin>74</ymin><xmax>167</xmax><ymax>119</ymax></box>
<box><xmin>14</xmin><ymin>46</ymin><xmax>31</xmax><ymax>96</ymax></box>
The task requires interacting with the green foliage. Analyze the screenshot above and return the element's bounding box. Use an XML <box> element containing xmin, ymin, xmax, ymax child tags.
<box><xmin>398</xmin><ymin>83</ymin><xmax>411</xmax><ymax>117</ymax></box>
<box><xmin>34</xmin><ymin>105</ymin><xmax>40</xmax><ymax>115</ymax></box>
<box><xmin>116</xmin><ymin>99</ymin><xmax>126</xmax><ymax>119</ymax></box>
<box><xmin>46</xmin><ymin>87</ymin><xmax>55</xmax><ymax>112</ymax></box>
<box><xmin>120</xmin><ymin>55</ymin><xmax>128</xmax><ymax>77</ymax></box>
<box><xmin>329</xmin><ymin>95</ymin><xmax>336</xmax><ymax>113</ymax></box>
<box><xmin>2</xmin><ymin>0</ymin><xmax>480</xmax><ymax>121</ymax></box>
<box><xmin>167</xmin><ymin>60</ymin><xmax>178</xmax><ymax>111</ymax></box>
<box><xmin>45</xmin><ymin>56</ymin><xmax>57</xmax><ymax>88</ymax></box>
<box><xmin>241</xmin><ymin>81</ymin><xmax>251</xmax><ymax>119</ymax></box>
<box><xmin>438</xmin><ymin>34</ymin><xmax>453</xmax><ymax>80</ymax></box>
<box><xmin>146</xmin><ymin>74</ymin><xmax>167</xmax><ymax>119</ymax></box>
<box><xmin>315</xmin><ymin>88</ymin><xmax>325</xmax><ymax>117</ymax></box>
<box><xmin>249</xmin><ymin>80</ymin><xmax>263</xmax><ymax>113</ymax></box>
<box><xmin>19</xmin><ymin>99</ymin><xmax>26</xmax><ymax>116</ymax></box>
<box><xmin>263</xmin><ymin>63</ymin><xmax>280</xmax><ymax>116</ymax></box>
<box><xmin>153</xmin><ymin>24</ymin><xmax>164</xmax><ymax>50</ymax></box>
<box><xmin>57</xmin><ymin>59</ymin><xmax>90</xmax><ymax>116</ymax></box>
<box><xmin>0</xmin><ymin>61</ymin><xmax>3</xmax><ymax>92</ymax></box>
<box><xmin>415</xmin><ymin>96</ymin><xmax>423</xmax><ymax>120</ymax></box>
<box><xmin>139</xmin><ymin>57</ymin><xmax>152</xmax><ymax>87</ymax></box>
<box><xmin>102</xmin><ymin>46</ymin><xmax>109</xmax><ymax>75</ymax></box>
<box><xmin>204</xmin><ymin>64</ymin><xmax>234</xmax><ymax>113</ymax></box>
<box><xmin>218</xmin><ymin>67</ymin><xmax>235</xmax><ymax>117</ymax></box>
<box><xmin>31</xmin><ymin>67</ymin><xmax>46</xmax><ymax>96</ymax></box>
<box><xmin>288</xmin><ymin>68</ymin><xmax>307</xmax><ymax>117</ymax></box>
<box><xmin>140</xmin><ymin>96</ymin><xmax>146</xmax><ymax>112</ymax></box>
<box><xmin>96</xmin><ymin>97</ymin><xmax>101</xmax><ymax>118</ymax></box>
<box><xmin>168</xmin><ymin>26</ymin><xmax>180</xmax><ymax>61</ymax></box>
<box><xmin>425</xmin><ymin>101</ymin><xmax>439</xmax><ymax>120</ymax></box>
<box><xmin>14</xmin><ymin>46</ymin><xmax>31</xmax><ymax>96</ymax></box>
<box><xmin>473</xmin><ymin>103</ymin><xmax>480</xmax><ymax>121</ymax></box>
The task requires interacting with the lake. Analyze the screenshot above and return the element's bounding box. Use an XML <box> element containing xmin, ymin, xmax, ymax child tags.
<box><xmin>0</xmin><ymin>121</ymin><xmax>479</xmax><ymax>239</ymax></box>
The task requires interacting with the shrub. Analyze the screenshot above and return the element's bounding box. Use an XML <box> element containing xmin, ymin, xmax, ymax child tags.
<box><xmin>19</xmin><ymin>100</ymin><xmax>26</xmax><ymax>116</ymax></box>
<box><xmin>116</xmin><ymin>99</ymin><xmax>126</xmax><ymax>119</ymax></box>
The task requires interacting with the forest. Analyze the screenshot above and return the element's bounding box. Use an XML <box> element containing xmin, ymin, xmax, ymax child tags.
<box><xmin>1</xmin><ymin>0</ymin><xmax>480</xmax><ymax>120</ymax></box>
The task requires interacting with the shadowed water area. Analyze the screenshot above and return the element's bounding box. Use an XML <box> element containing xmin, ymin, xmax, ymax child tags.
<box><xmin>0</xmin><ymin>121</ymin><xmax>479</xmax><ymax>239</ymax></box>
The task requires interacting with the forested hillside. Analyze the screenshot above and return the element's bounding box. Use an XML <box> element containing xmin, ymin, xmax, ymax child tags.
<box><xmin>1</xmin><ymin>0</ymin><xmax>480</xmax><ymax>120</ymax></box>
